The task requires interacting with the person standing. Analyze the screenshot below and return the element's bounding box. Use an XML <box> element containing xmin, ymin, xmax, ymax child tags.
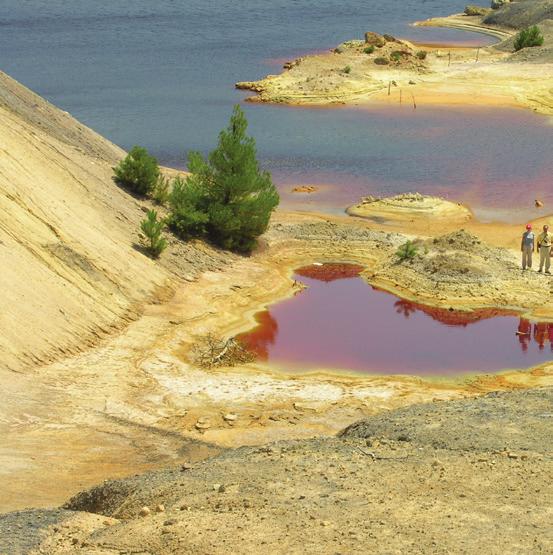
<box><xmin>521</xmin><ymin>224</ymin><xmax>535</xmax><ymax>270</ymax></box>
<box><xmin>537</xmin><ymin>224</ymin><xmax>553</xmax><ymax>274</ymax></box>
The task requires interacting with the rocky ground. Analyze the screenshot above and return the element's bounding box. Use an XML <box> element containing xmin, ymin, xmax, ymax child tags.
<box><xmin>2</xmin><ymin>387</ymin><xmax>553</xmax><ymax>554</ymax></box>
<box><xmin>365</xmin><ymin>227</ymin><xmax>553</xmax><ymax>316</ymax></box>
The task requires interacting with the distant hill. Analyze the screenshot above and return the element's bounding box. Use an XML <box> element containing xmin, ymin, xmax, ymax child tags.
<box><xmin>484</xmin><ymin>0</ymin><xmax>553</xmax><ymax>29</ymax></box>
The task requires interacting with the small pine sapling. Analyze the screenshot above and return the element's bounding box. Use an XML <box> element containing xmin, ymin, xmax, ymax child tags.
<box><xmin>140</xmin><ymin>209</ymin><xmax>167</xmax><ymax>258</ymax></box>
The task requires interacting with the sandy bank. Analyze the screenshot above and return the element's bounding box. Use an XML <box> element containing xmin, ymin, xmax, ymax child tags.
<box><xmin>235</xmin><ymin>10</ymin><xmax>553</xmax><ymax>114</ymax></box>
<box><xmin>413</xmin><ymin>12</ymin><xmax>513</xmax><ymax>40</ymax></box>
<box><xmin>0</xmin><ymin>71</ymin><xmax>234</xmax><ymax>375</ymax></box>
<box><xmin>347</xmin><ymin>192</ymin><xmax>472</xmax><ymax>223</ymax></box>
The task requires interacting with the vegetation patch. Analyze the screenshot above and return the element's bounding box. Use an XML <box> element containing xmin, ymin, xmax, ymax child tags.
<box><xmin>464</xmin><ymin>5</ymin><xmax>492</xmax><ymax>16</ymax></box>
<box><xmin>514</xmin><ymin>25</ymin><xmax>544</xmax><ymax>51</ymax></box>
<box><xmin>151</xmin><ymin>175</ymin><xmax>171</xmax><ymax>205</ymax></box>
<box><xmin>113</xmin><ymin>146</ymin><xmax>160</xmax><ymax>196</ymax></box>
<box><xmin>192</xmin><ymin>333</ymin><xmax>255</xmax><ymax>368</ymax></box>
<box><xmin>139</xmin><ymin>209</ymin><xmax>167</xmax><ymax>258</ymax></box>
<box><xmin>167</xmin><ymin>106</ymin><xmax>279</xmax><ymax>253</ymax></box>
<box><xmin>396</xmin><ymin>240</ymin><xmax>419</xmax><ymax>262</ymax></box>
<box><xmin>390</xmin><ymin>50</ymin><xmax>409</xmax><ymax>62</ymax></box>
<box><xmin>374</xmin><ymin>57</ymin><xmax>390</xmax><ymax>65</ymax></box>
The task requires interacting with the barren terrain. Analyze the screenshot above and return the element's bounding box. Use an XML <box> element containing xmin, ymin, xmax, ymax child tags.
<box><xmin>3</xmin><ymin>69</ymin><xmax>553</xmax><ymax>514</ymax></box>
<box><xmin>3</xmin><ymin>387</ymin><xmax>553</xmax><ymax>554</ymax></box>
<box><xmin>3</xmin><ymin>3</ymin><xmax>553</xmax><ymax>551</ymax></box>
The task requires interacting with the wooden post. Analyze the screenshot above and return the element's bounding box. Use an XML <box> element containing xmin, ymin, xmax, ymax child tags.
<box><xmin>448</xmin><ymin>51</ymin><xmax>451</xmax><ymax>67</ymax></box>
<box><xmin>476</xmin><ymin>47</ymin><xmax>480</xmax><ymax>62</ymax></box>
<box><xmin>411</xmin><ymin>93</ymin><xmax>417</xmax><ymax>110</ymax></box>
<box><xmin>388</xmin><ymin>81</ymin><xmax>391</xmax><ymax>96</ymax></box>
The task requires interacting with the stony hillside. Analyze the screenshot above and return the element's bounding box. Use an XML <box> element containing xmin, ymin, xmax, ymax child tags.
<box><xmin>2</xmin><ymin>387</ymin><xmax>552</xmax><ymax>554</ymax></box>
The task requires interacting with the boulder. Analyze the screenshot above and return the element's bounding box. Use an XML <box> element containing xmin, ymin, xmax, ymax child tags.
<box><xmin>464</xmin><ymin>5</ymin><xmax>492</xmax><ymax>16</ymax></box>
<box><xmin>364</xmin><ymin>32</ymin><xmax>386</xmax><ymax>47</ymax></box>
<box><xmin>491</xmin><ymin>0</ymin><xmax>510</xmax><ymax>9</ymax></box>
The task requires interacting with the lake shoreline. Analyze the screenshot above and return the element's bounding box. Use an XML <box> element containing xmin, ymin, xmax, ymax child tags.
<box><xmin>236</xmin><ymin>12</ymin><xmax>553</xmax><ymax>115</ymax></box>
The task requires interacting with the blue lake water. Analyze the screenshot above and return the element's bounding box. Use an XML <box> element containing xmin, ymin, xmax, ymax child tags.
<box><xmin>1</xmin><ymin>0</ymin><xmax>552</xmax><ymax>219</ymax></box>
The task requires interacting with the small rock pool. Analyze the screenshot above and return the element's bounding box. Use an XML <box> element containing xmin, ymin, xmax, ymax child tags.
<box><xmin>238</xmin><ymin>263</ymin><xmax>553</xmax><ymax>375</ymax></box>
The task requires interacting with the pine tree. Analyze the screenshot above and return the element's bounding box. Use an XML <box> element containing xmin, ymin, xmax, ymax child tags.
<box><xmin>168</xmin><ymin>105</ymin><xmax>280</xmax><ymax>253</ymax></box>
<box><xmin>113</xmin><ymin>146</ymin><xmax>160</xmax><ymax>196</ymax></box>
<box><xmin>140</xmin><ymin>209</ymin><xmax>167</xmax><ymax>258</ymax></box>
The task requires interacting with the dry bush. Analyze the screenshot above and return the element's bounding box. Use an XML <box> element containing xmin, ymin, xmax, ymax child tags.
<box><xmin>192</xmin><ymin>333</ymin><xmax>255</xmax><ymax>368</ymax></box>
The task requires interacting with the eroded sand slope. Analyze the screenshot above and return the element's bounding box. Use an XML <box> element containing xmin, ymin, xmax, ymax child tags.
<box><xmin>0</xmin><ymin>70</ymin><xmax>171</xmax><ymax>372</ymax></box>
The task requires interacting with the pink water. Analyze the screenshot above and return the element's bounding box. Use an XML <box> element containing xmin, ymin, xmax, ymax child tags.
<box><xmin>238</xmin><ymin>264</ymin><xmax>553</xmax><ymax>375</ymax></box>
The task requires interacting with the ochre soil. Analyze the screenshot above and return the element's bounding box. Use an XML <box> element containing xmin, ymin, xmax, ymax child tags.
<box><xmin>5</xmin><ymin>388</ymin><xmax>553</xmax><ymax>555</ymax></box>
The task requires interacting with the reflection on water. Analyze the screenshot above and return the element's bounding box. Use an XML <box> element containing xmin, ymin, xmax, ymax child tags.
<box><xmin>238</xmin><ymin>264</ymin><xmax>553</xmax><ymax>375</ymax></box>
<box><xmin>518</xmin><ymin>319</ymin><xmax>553</xmax><ymax>352</ymax></box>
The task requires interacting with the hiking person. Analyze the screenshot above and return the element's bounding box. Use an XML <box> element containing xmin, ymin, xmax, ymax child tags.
<box><xmin>521</xmin><ymin>224</ymin><xmax>535</xmax><ymax>270</ymax></box>
<box><xmin>537</xmin><ymin>224</ymin><xmax>552</xmax><ymax>274</ymax></box>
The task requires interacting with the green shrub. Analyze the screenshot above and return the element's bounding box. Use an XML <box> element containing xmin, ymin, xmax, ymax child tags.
<box><xmin>364</xmin><ymin>45</ymin><xmax>375</xmax><ymax>54</ymax></box>
<box><xmin>416</xmin><ymin>50</ymin><xmax>427</xmax><ymax>60</ymax></box>
<box><xmin>152</xmin><ymin>175</ymin><xmax>171</xmax><ymax>205</ymax></box>
<box><xmin>374</xmin><ymin>57</ymin><xmax>390</xmax><ymax>65</ymax></box>
<box><xmin>514</xmin><ymin>25</ymin><xmax>544</xmax><ymax>51</ymax></box>
<box><xmin>396</xmin><ymin>240</ymin><xmax>418</xmax><ymax>262</ymax></box>
<box><xmin>342</xmin><ymin>65</ymin><xmax>352</xmax><ymax>74</ymax></box>
<box><xmin>113</xmin><ymin>146</ymin><xmax>160</xmax><ymax>196</ymax></box>
<box><xmin>140</xmin><ymin>209</ymin><xmax>167</xmax><ymax>258</ymax></box>
<box><xmin>390</xmin><ymin>51</ymin><xmax>404</xmax><ymax>62</ymax></box>
<box><xmin>168</xmin><ymin>176</ymin><xmax>210</xmax><ymax>239</ymax></box>
<box><xmin>168</xmin><ymin>106</ymin><xmax>279</xmax><ymax>253</ymax></box>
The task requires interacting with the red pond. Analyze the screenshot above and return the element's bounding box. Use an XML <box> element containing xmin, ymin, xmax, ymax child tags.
<box><xmin>238</xmin><ymin>263</ymin><xmax>553</xmax><ymax>375</ymax></box>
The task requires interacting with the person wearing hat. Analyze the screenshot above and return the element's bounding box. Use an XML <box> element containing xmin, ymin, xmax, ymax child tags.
<box><xmin>521</xmin><ymin>224</ymin><xmax>535</xmax><ymax>270</ymax></box>
<box><xmin>537</xmin><ymin>224</ymin><xmax>553</xmax><ymax>273</ymax></box>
